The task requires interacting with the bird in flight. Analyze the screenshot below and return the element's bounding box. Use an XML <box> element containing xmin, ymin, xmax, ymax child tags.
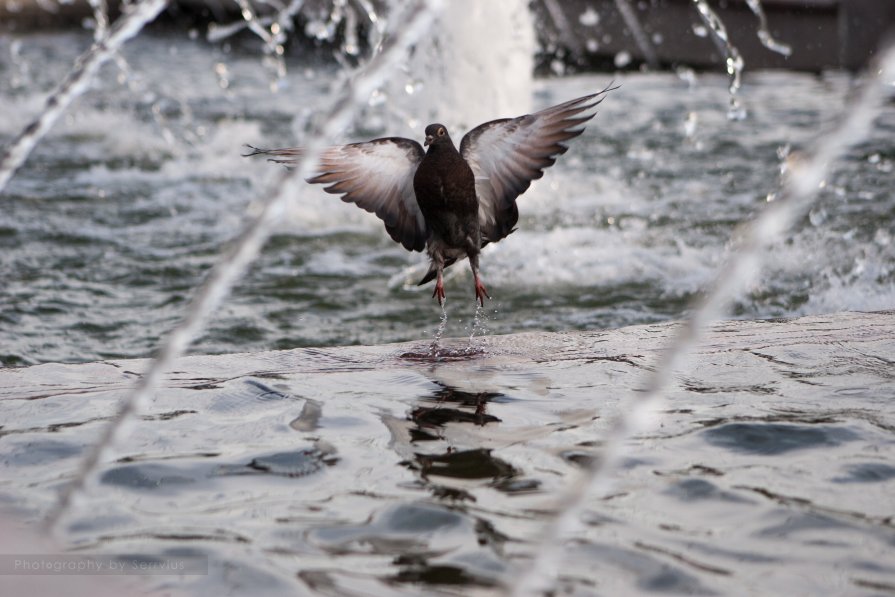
<box><xmin>245</xmin><ymin>84</ymin><xmax>616</xmax><ymax>307</ymax></box>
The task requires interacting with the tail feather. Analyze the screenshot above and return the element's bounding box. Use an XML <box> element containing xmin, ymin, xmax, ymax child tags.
<box><xmin>417</xmin><ymin>268</ymin><xmax>437</xmax><ymax>286</ymax></box>
<box><xmin>416</xmin><ymin>257</ymin><xmax>458</xmax><ymax>286</ymax></box>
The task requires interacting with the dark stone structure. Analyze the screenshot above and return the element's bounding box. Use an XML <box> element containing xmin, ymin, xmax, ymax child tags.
<box><xmin>1</xmin><ymin>0</ymin><xmax>892</xmax><ymax>72</ymax></box>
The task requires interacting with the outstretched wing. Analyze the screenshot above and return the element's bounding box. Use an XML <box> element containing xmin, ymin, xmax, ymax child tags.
<box><xmin>459</xmin><ymin>84</ymin><xmax>618</xmax><ymax>245</ymax></box>
<box><xmin>244</xmin><ymin>138</ymin><xmax>427</xmax><ymax>252</ymax></box>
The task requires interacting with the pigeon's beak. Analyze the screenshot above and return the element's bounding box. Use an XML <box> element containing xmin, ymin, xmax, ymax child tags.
<box><xmin>424</xmin><ymin>135</ymin><xmax>434</xmax><ymax>146</ymax></box>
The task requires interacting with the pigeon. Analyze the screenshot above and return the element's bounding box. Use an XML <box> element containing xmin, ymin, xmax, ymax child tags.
<box><xmin>245</xmin><ymin>83</ymin><xmax>617</xmax><ymax>307</ymax></box>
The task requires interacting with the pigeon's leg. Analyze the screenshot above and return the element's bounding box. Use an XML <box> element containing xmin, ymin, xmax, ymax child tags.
<box><xmin>431</xmin><ymin>254</ymin><xmax>446</xmax><ymax>306</ymax></box>
<box><xmin>433</xmin><ymin>271</ymin><xmax>446</xmax><ymax>305</ymax></box>
<box><xmin>469</xmin><ymin>253</ymin><xmax>490</xmax><ymax>307</ymax></box>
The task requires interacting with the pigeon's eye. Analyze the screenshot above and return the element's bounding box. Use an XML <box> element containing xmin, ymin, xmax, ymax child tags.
<box><xmin>437</xmin><ymin>127</ymin><xmax>445</xmax><ymax>136</ymax></box>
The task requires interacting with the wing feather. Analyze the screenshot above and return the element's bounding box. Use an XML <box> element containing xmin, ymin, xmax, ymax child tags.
<box><xmin>244</xmin><ymin>138</ymin><xmax>427</xmax><ymax>252</ymax></box>
<box><xmin>459</xmin><ymin>83</ymin><xmax>618</xmax><ymax>244</ymax></box>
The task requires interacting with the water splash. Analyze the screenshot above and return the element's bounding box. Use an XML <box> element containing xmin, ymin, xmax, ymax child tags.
<box><xmin>0</xmin><ymin>0</ymin><xmax>170</xmax><ymax>194</ymax></box>
<box><xmin>429</xmin><ymin>300</ymin><xmax>449</xmax><ymax>354</ymax></box>
<box><xmin>468</xmin><ymin>303</ymin><xmax>486</xmax><ymax>343</ymax></box>
<box><xmin>44</xmin><ymin>0</ymin><xmax>445</xmax><ymax>532</ymax></box>
<box><xmin>509</xmin><ymin>44</ymin><xmax>895</xmax><ymax>597</ymax></box>
<box><xmin>205</xmin><ymin>0</ymin><xmax>384</xmax><ymax>90</ymax></box>
<box><xmin>691</xmin><ymin>0</ymin><xmax>746</xmax><ymax>120</ymax></box>
<box><xmin>231</xmin><ymin>0</ymin><xmax>288</xmax><ymax>89</ymax></box>
<box><xmin>744</xmin><ymin>0</ymin><xmax>792</xmax><ymax>57</ymax></box>
<box><xmin>381</xmin><ymin>0</ymin><xmax>535</xmax><ymax>136</ymax></box>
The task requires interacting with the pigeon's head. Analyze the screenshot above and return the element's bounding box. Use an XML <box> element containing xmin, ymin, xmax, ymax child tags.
<box><xmin>424</xmin><ymin>123</ymin><xmax>452</xmax><ymax>147</ymax></box>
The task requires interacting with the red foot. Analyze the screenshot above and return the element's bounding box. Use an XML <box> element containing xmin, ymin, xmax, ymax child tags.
<box><xmin>474</xmin><ymin>278</ymin><xmax>490</xmax><ymax>308</ymax></box>
<box><xmin>433</xmin><ymin>280</ymin><xmax>446</xmax><ymax>305</ymax></box>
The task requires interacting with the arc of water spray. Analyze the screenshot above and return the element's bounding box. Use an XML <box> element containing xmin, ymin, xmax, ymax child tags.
<box><xmin>0</xmin><ymin>0</ymin><xmax>170</xmax><ymax>194</ymax></box>
<box><xmin>508</xmin><ymin>46</ymin><xmax>895</xmax><ymax>597</ymax></box>
<box><xmin>691</xmin><ymin>0</ymin><xmax>746</xmax><ymax>120</ymax></box>
<box><xmin>231</xmin><ymin>0</ymin><xmax>290</xmax><ymax>84</ymax></box>
<box><xmin>44</xmin><ymin>0</ymin><xmax>444</xmax><ymax>532</ymax></box>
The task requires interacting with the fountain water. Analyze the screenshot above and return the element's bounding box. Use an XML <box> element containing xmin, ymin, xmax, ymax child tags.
<box><xmin>744</xmin><ymin>0</ymin><xmax>792</xmax><ymax>57</ymax></box>
<box><xmin>0</xmin><ymin>0</ymin><xmax>169</xmax><ymax>192</ymax></box>
<box><xmin>394</xmin><ymin>0</ymin><xmax>535</xmax><ymax>133</ymax></box>
<box><xmin>691</xmin><ymin>0</ymin><xmax>747</xmax><ymax>120</ymax></box>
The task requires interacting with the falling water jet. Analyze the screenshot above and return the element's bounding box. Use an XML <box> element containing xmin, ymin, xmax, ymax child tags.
<box><xmin>691</xmin><ymin>0</ymin><xmax>746</xmax><ymax>120</ymax></box>
<box><xmin>508</xmin><ymin>44</ymin><xmax>895</xmax><ymax>597</ymax></box>
<box><xmin>744</xmin><ymin>0</ymin><xmax>791</xmax><ymax>57</ymax></box>
<box><xmin>43</xmin><ymin>0</ymin><xmax>444</xmax><ymax>533</ymax></box>
<box><xmin>0</xmin><ymin>0</ymin><xmax>170</xmax><ymax>194</ymax></box>
<box><xmin>85</xmin><ymin>0</ymin><xmax>110</xmax><ymax>41</ymax></box>
<box><xmin>390</xmin><ymin>0</ymin><xmax>534</xmax><ymax>135</ymax></box>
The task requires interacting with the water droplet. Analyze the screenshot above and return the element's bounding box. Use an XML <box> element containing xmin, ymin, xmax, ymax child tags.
<box><xmin>683</xmin><ymin>111</ymin><xmax>698</xmax><ymax>138</ymax></box>
<box><xmin>368</xmin><ymin>89</ymin><xmax>387</xmax><ymax>106</ymax></box>
<box><xmin>586</xmin><ymin>39</ymin><xmax>599</xmax><ymax>53</ymax></box>
<box><xmin>808</xmin><ymin>207</ymin><xmax>827</xmax><ymax>226</ymax></box>
<box><xmin>675</xmin><ymin>66</ymin><xmax>696</xmax><ymax>86</ymax></box>
<box><xmin>776</xmin><ymin>144</ymin><xmax>791</xmax><ymax>161</ymax></box>
<box><xmin>579</xmin><ymin>7</ymin><xmax>599</xmax><ymax>26</ymax></box>
<box><xmin>726</xmin><ymin>101</ymin><xmax>747</xmax><ymax>121</ymax></box>
<box><xmin>614</xmin><ymin>51</ymin><xmax>631</xmax><ymax>68</ymax></box>
<box><xmin>214</xmin><ymin>62</ymin><xmax>230</xmax><ymax>89</ymax></box>
<box><xmin>692</xmin><ymin>24</ymin><xmax>708</xmax><ymax>37</ymax></box>
<box><xmin>550</xmin><ymin>59</ymin><xmax>566</xmax><ymax>76</ymax></box>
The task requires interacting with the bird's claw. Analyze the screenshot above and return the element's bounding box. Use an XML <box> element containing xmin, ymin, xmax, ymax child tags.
<box><xmin>433</xmin><ymin>281</ymin><xmax>446</xmax><ymax>306</ymax></box>
<box><xmin>474</xmin><ymin>279</ymin><xmax>490</xmax><ymax>308</ymax></box>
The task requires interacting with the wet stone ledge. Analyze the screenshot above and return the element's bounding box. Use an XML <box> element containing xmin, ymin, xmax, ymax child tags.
<box><xmin>1</xmin><ymin>310</ymin><xmax>894</xmax><ymax>595</ymax></box>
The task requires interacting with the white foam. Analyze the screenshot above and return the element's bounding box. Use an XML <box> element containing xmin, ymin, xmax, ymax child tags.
<box><xmin>484</xmin><ymin>225</ymin><xmax>717</xmax><ymax>293</ymax></box>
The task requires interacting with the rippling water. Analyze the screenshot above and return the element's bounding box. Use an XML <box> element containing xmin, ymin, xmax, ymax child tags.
<box><xmin>2</xmin><ymin>30</ymin><xmax>893</xmax><ymax>366</ymax></box>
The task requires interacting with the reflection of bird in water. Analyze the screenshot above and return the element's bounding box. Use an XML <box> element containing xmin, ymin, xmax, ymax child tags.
<box><xmin>246</xmin><ymin>84</ymin><xmax>617</xmax><ymax>306</ymax></box>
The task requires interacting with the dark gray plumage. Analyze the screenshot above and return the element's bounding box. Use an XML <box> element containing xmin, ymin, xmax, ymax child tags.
<box><xmin>245</xmin><ymin>84</ymin><xmax>617</xmax><ymax>306</ymax></box>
